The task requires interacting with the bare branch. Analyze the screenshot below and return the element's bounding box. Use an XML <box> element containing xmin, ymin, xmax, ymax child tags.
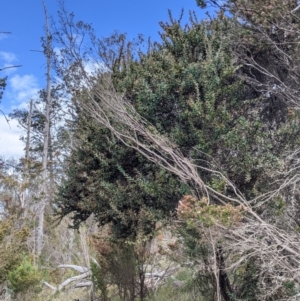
<box><xmin>0</xmin><ymin>65</ymin><xmax>22</xmax><ymax>71</ymax></box>
<box><xmin>58</xmin><ymin>264</ymin><xmax>89</xmax><ymax>273</ymax></box>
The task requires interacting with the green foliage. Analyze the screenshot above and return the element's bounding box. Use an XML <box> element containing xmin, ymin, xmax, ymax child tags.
<box><xmin>210</xmin><ymin>177</ymin><xmax>226</xmax><ymax>193</ymax></box>
<box><xmin>195</xmin><ymin>0</ymin><xmax>207</xmax><ymax>8</ymax></box>
<box><xmin>146</xmin><ymin>282</ymin><xmax>200</xmax><ymax>301</ymax></box>
<box><xmin>92</xmin><ymin>237</ymin><xmax>149</xmax><ymax>301</ymax></box>
<box><xmin>57</xmin><ymin>14</ymin><xmax>255</xmax><ymax>239</ymax></box>
<box><xmin>91</xmin><ymin>261</ymin><xmax>110</xmax><ymax>301</ymax></box>
<box><xmin>57</xmin><ymin>5</ymin><xmax>300</xmax><ymax>242</ymax></box>
<box><xmin>9</xmin><ymin>85</ymin><xmax>66</xmax><ymax>164</ymax></box>
<box><xmin>111</xmin><ymin>13</ymin><xmax>297</xmax><ymax>199</ymax></box>
<box><xmin>56</xmin><ymin>115</ymin><xmax>188</xmax><ymax>238</ymax></box>
<box><xmin>229</xmin><ymin>261</ymin><xmax>259</xmax><ymax>301</ymax></box>
<box><xmin>7</xmin><ymin>257</ymin><xmax>42</xmax><ymax>295</ymax></box>
<box><xmin>55</xmin><ymin>4</ymin><xmax>300</xmax><ymax>300</ymax></box>
<box><xmin>0</xmin><ymin>76</ymin><xmax>6</xmax><ymax>101</ymax></box>
<box><xmin>0</xmin><ymin>218</ymin><xmax>30</xmax><ymax>284</ymax></box>
<box><xmin>283</xmin><ymin>280</ymin><xmax>297</xmax><ymax>297</ymax></box>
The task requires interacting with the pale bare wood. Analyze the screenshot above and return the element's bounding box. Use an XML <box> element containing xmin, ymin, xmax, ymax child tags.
<box><xmin>37</xmin><ymin>0</ymin><xmax>52</xmax><ymax>257</ymax></box>
<box><xmin>58</xmin><ymin>264</ymin><xmax>89</xmax><ymax>273</ymax></box>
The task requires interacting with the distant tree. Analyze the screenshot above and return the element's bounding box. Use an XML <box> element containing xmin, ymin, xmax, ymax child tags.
<box><xmin>0</xmin><ymin>77</ymin><xmax>6</xmax><ymax>102</ymax></box>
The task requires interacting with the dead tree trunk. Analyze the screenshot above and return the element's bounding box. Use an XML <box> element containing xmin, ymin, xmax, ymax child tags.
<box><xmin>37</xmin><ymin>0</ymin><xmax>52</xmax><ymax>257</ymax></box>
<box><xmin>20</xmin><ymin>99</ymin><xmax>33</xmax><ymax>210</ymax></box>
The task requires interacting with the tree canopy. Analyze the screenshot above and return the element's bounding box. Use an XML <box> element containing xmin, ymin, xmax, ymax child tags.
<box><xmin>3</xmin><ymin>0</ymin><xmax>300</xmax><ymax>300</ymax></box>
<box><xmin>53</xmin><ymin>2</ymin><xmax>300</xmax><ymax>299</ymax></box>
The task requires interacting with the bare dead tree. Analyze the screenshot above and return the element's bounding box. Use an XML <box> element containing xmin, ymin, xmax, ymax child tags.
<box><xmin>36</xmin><ymin>0</ymin><xmax>52</xmax><ymax>257</ymax></box>
<box><xmin>20</xmin><ymin>99</ymin><xmax>33</xmax><ymax>210</ymax></box>
<box><xmin>43</xmin><ymin>264</ymin><xmax>92</xmax><ymax>293</ymax></box>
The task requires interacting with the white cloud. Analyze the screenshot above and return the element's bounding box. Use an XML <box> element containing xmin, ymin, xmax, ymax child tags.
<box><xmin>0</xmin><ymin>115</ymin><xmax>24</xmax><ymax>158</ymax></box>
<box><xmin>0</xmin><ymin>51</ymin><xmax>19</xmax><ymax>75</ymax></box>
<box><xmin>9</xmin><ymin>74</ymin><xmax>40</xmax><ymax>107</ymax></box>
<box><xmin>0</xmin><ymin>51</ymin><xmax>17</xmax><ymax>64</ymax></box>
<box><xmin>84</xmin><ymin>60</ymin><xmax>108</xmax><ymax>75</ymax></box>
<box><xmin>0</xmin><ymin>74</ymin><xmax>41</xmax><ymax>158</ymax></box>
<box><xmin>10</xmin><ymin>74</ymin><xmax>38</xmax><ymax>92</ymax></box>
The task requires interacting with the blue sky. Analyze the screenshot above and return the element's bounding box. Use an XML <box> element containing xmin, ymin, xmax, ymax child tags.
<box><xmin>0</xmin><ymin>0</ymin><xmax>209</xmax><ymax>157</ymax></box>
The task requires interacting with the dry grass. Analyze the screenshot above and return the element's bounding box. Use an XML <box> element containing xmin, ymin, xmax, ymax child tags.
<box><xmin>3</xmin><ymin>287</ymin><xmax>90</xmax><ymax>301</ymax></box>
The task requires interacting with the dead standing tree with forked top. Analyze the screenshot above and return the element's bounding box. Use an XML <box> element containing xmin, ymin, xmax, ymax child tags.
<box><xmin>35</xmin><ymin>1</ymin><xmax>52</xmax><ymax>258</ymax></box>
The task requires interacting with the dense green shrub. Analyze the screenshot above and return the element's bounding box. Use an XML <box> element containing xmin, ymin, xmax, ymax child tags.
<box><xmin>0</xmin><ymin>218</ymin><xmax>29</xmax><ymax>285</ymax></box>
<box><xmin>8</xmin><ymin>257</ymin><xmax>42</xmax><ymax>295</ymax></box>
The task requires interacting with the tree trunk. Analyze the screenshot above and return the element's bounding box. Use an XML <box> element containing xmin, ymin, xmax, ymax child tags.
<box><xmin>216</xmin><ymin>246</ymin><xmax>233</xmax><ymax>301</ymax></box>
<box><xmin>37</xmin><ymin>0</ymin><xmax>52</xmax><ymax>257</ymax></box>
<box><xmin>48</xmin><ymin>128</ymin><xmax>55</xmax><ymax>204</ymax></box>
<box><xmin>20</xmin><ymin>99</ymin><xmax>33</xmax><ymax>210</ymax></box>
